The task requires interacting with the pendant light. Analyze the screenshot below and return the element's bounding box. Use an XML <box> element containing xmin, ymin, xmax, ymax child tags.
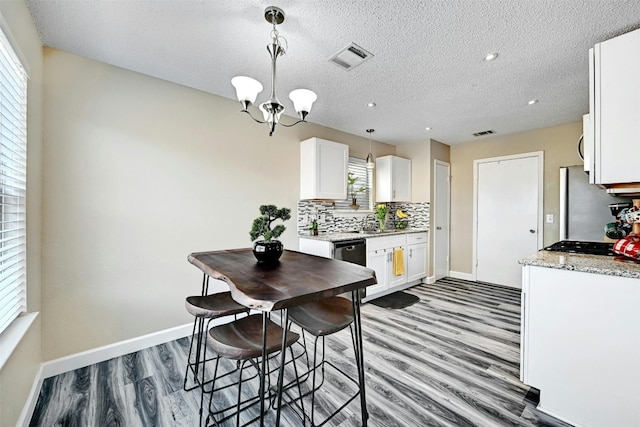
<box><xmin>366</xmin><ymin>129</ymin><xmax>375</xmax><ymax>169</ymax></box>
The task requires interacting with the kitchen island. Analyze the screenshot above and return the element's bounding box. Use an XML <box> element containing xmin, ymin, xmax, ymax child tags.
<box><xmin>519</xmin><ymin>251</ymin><xmax>640</xmax><ymax>427</ymax></box>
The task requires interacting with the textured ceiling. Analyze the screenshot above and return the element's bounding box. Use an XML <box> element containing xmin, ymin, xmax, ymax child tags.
<box><xmin>26</xmin><ymin>0</ymin><xmax>640</xmax><ymax>145</ymax></box>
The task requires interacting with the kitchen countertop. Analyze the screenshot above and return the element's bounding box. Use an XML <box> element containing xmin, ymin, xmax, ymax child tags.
<box><xmin>519</xmin><ymin>250</ymin><xmax>640</xmax><ymax>279</ymax></box>
<box><xmin>299</xmin><ymin>228</ymin><xmax>428</xmax><ymax>243</ymax></box>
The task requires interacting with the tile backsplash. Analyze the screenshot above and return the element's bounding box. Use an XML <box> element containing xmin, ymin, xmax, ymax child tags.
<box><xmin>297</xmin><ymin>201</ymin><xmax>429</xmax><ymax>235</ymax></box>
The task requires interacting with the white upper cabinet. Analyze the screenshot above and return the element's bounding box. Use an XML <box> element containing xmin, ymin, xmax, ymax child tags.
<box><xmin>375</xmin><ymin>155</ymin><xmax>412</xmax><ymax>202</ymax></box>
<box><xmin>300</xmin><ymin>137</ymin><xmax>348</xmax><ymax>200</ymax></box>
<box><xmin>589</xmin><ymin>28</ymin><xmax>640</xmax><ymax>185</ymax></box>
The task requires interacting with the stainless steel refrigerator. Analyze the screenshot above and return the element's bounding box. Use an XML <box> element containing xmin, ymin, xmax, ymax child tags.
<box><xmin>560</xmin><ymin>166</ymin><xmax>631</xmax><ymax>241</ymax></box>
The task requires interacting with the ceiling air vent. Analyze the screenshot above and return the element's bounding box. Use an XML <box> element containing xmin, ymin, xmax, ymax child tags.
<box><xmin>473</xmin><ymin>129</ymin><xmax>496</xmax><ymax>137</ymax></box>
<box><xmin>329</xmin><ymin>43</ymin><xmax>374</xmax><ymax>71</ymax></box>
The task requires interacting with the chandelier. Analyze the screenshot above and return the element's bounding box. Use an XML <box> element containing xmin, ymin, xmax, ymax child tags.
<box><xmin>231</xmin><ymin>6</ymin><xmax>317</xmax><ymax>136</ymax></box>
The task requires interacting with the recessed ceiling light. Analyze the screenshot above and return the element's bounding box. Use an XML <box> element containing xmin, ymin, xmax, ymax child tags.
<box><xmin>484</xmin><ymin>52</ymin><xmax>499</xmax><ymax>61</ymax></box>
<box><xmin>528</xmin><ymin>99</ymin><xmax>538</xmax><ymax>105</ymax></box>
<box><xmin>425</xmin><ymin>127</ymin><xmax>432</xmax><ymax>131</ymax></box>
<box><xmin>367</xmin><ymin>102</ymin><xmax>376</xmax><ymax>108</ymax></box>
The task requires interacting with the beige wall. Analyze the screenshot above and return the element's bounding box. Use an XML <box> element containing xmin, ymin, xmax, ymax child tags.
<box><xmin>449</xmin><ymin>122</ymin><xmax>583</xmax><ymax>275</ymax></box>
<box><xmin>0</xmin><ymin>0</ymin><xmax>44</xmax><ymax>425</ymax></box>
<box><xmin>41</xmin><ymin>49</ymin><xmax>395</xmax><ymax>361</ymax></box>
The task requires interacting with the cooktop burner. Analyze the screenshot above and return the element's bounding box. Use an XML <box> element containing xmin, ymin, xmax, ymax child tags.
<box><xmin>544</xmin><ymin>240</ymin><xmax>616</xmax><ymax>256</ymax></box>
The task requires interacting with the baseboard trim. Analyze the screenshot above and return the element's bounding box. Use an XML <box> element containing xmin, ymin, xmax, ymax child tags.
<box><xmin>40</xmin><ymin>322</ymin><xmax>196</xmax><ymax>379</ymax></box>
<box><xmin>449</xmin><ymin>271</ymin><xmax>475</xmax><ymax>281</ymax></box>
<box><xmin>425</xmin><ymin>275</ymin><xmax>436</xmax><ymax>284</ymax></box>
<box><xmin>16</xmin><ymin>364</ymin><xmax>44</xmax><ymax>427</ymax></box>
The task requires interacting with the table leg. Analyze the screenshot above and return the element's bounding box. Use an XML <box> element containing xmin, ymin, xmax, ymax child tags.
<box><xmin>201</xmin><ymin>273</ymin><xmax>209</xmax><ymax>296</ymax></box>
<box><xmin>275</xmin><ymin>308</ymin><xmax>289</xmax><ymax>426</ymax></box>
<box><xmin>259</xmin><ymin>312</ymin><xmax>268</xmax><ymax>426</ymax></box>
<box><xmin>352</xmin><ymin>290</ymin><xmax>369</xmax><ymax>426</ymax></box>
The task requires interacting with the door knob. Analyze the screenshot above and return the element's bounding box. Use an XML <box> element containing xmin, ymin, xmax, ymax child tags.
<box><xmin>436</xmin><ymin>226</ymin><xmax>442</xmax><ymax>230</ymax></box>
<box><xmin>529</xmin><ymin>229</ymin><xmax>536</xmax><ymax>233</ymax></box>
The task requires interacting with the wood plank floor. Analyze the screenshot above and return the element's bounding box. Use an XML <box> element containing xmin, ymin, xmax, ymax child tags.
<box><xmin>29</xmin><ymin>278</ymin><xmax>572</xmax><ymax>426</ymax></box>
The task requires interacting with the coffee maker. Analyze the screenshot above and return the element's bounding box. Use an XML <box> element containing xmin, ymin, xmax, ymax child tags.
<box><xmin>606</xmin><ymin>203</ymin><xmax>633</xmax><ymax>239</ymax></box>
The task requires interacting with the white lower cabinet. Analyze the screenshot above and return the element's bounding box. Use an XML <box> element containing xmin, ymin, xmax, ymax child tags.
<box><xmin>406</xmin><ymin>233</ymin><xmax>428</xmax><ymax>282</ymax></box>
<box><xmin>364</xmin><ymin>246</ymin><xmax>392</xmax><ymax>297</ymax></box>
<box><xmin>521</xmin><ymin>265</ymin><xmax>640</xmax><ymax>427</ymax></box>
<box><xmin>365</xmin><ymin>232</ymin><xmax>427</xmax><ymax>301</ymax></box>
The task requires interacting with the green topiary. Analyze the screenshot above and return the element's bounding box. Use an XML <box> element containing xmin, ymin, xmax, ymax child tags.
<box><xmin>249</xmin><ymin>205</ymin><xmax>292</xmax><ymax>242</ymax></box>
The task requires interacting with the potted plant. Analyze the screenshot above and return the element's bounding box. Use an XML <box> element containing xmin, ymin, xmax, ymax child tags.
<box><xmin>347</xmin><ymin>172</ymin><xmax>366</xmax><ymax>210</ymax></box>
<box><xmin>249</xmin><ymin>204</ymin><xmax>291</xmax><ymax>263</ymax></box>
<box><xmin>309</xmin><ymin>219</ymin><xmax>318</xmax><ymax>236</ymax></box>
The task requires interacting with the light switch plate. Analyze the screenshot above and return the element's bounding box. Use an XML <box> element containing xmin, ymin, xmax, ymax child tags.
<box><xmin>546</xmin><ymin>214</ymin><xmax>554</xmax><ymax>224</ymax></box>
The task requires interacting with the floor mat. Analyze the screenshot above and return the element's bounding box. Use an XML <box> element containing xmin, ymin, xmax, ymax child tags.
<box><xmin>369</xmin><ymin>291</ymin><xmax>419</xmax><ymax>309</ymax></box>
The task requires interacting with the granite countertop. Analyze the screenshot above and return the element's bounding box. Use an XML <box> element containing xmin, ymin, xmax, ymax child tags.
<box><xmin>519</xmin><ymin>250</ymin><xmax>640</xmax><ymax>279</ymax></box>
<box><xmin>299</xmin><ymin>228</ymin><xmax>428</xmax><ymax>243</ymax></box>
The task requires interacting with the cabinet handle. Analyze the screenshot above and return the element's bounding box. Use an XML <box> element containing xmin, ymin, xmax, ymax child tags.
<box><xmin>409</xmin><ymin>248</ymin><xmax>412</xmax><ymax>257</ymax></box>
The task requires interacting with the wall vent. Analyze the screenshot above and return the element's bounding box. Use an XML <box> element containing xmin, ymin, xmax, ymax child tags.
<box><xmin>473</xmin><ymin>129</ymin><xmax>496</xmax><ymax>137</ymax></box>
<box><xmin>329</xmin><ymin>43</ymin><xmax>374</xmax><ymax>71</ymax></box>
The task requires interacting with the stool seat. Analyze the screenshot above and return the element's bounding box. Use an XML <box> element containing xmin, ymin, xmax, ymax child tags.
<box><xmin>289</xmin><ymin>296</ymin><xmax>354</xmax><ymax>336</ymax></box>
<box><xmin>208</xmin><ymin>314</ymin><xmax>299</xmax><ymax>360</ymax></box>
<box><xmin>185</xmin><ymin>292</ymin><xmax>249</xmax><ymax>318</ymax></box>
<box><xmin>183</xmin><ymin>291</ymin><xmax>250</xmax><ymax>394</ymax></box>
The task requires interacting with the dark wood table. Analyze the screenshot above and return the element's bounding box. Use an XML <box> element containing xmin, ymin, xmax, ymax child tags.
<box><xmin>188</xmin><ymin>248</ymin><xmax>377</xmax><ymax>426</ymax></box>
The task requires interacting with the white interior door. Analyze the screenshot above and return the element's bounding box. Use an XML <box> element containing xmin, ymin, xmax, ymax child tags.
<box><xmin>475</xmin><ymin>153</ymin><xmax>542</xmax><ymax>288</ymax></box>
<box><xmin>434</xmin><ymin>160</ymin><xmax>450</xmax><ymax>281</ymax></box>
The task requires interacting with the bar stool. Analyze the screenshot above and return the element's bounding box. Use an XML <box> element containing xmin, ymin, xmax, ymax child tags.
<box><xmin>287</xmin><ymin>296</ymin><xmax>361</xmax><ymax>426</ymax></box>
<box><xmin>203</xmin><ymin>313</ymin><xmax>300</xmax><ymax>426</ymax></box>
<box><xmin>183</xmin><ymin>292</ymin><xmax>250</xmax><ymax>392</ymax></box>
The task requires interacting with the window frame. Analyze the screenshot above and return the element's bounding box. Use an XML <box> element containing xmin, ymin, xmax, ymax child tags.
<box><xmin>334</xmin><ymin>157</ymin><xmax>373</xmax><ymax>212</ymax></box>
<box><xmin>0</xmin><ymin>21</ymin><xmax>28</xmax><ymax>339</ymax></box>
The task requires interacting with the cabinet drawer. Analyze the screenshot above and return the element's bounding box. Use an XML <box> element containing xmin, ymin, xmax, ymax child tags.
<box><xmin>366</xmin><ymin>234</ymin><xmax>406</xmax><ymax>251</ymax></box>
<box><xmin>406</xmin><ymin>232</ymin><xmax>427</xmax><ymax>245</ymax></box>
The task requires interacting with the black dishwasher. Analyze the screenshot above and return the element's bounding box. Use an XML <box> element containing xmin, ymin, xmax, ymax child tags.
<box><xmin>333</xmin><ymin>239</ymin><xmax>367</xmax><ymax>299</ymax></box>
<box><xmin>333</xmin><ymin>239</ymin><xmax>366</xmax><ymax>266</ymax></box>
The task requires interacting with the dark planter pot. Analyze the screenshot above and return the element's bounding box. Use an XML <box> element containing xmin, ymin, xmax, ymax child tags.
<box><xmin>252</xmin><ymin>240</ymin><xmax>283</xmax><ymax>264</ymax></box>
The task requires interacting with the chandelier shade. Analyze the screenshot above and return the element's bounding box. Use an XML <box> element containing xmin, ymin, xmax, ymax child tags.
<box><xmin>289</xmin><ymin>89</ymin><xmax>317</xmax><ymax>119</ymax></box>
<box><xmin>231</xmin><ymin>76</ymin><xmax>263</xmax><ymax>109</ymax></box>
<box><xmin>231</xmin><ymin>6</ymin><xmax>317</xmax><ymax>136</ymax></box>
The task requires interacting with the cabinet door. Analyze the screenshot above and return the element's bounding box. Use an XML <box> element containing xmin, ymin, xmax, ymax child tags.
<box><xmin>300</xmin><ymin>138</ymin><xmax>348</xmax><ymax>199</ymax></box>
<box><xmin>407</xmin><ymin>242</ymin><xmax>427</xmax><ymax>282</ymax></box>
<box><xmin>375</xmin><ymin>156</ymin><xmax>412</xmax><ymax>202</ymax></box>
<box><xmin>298</xmin><ymin>238</ymin><xmax>333</xmax><ymax>258</ymax></box>
<box><xmin>594</xmin><ymin>29</ymin><xmax>640</xmax><ymax>184</ymax></box>
<box><xmin>375</xmin><ymin>156</ymin><xmax>393</xmax><ymax>202</ymax></box>
<box><xmin>366</xmin><ymin>248</ymin><xmax>388</xmax><ymax>297</ymax></box>
<box><xmin>387</xmin><ymin>246</ymin><xmax>407</xmax><ymax>288</ymax></box>
<box><xmin>392</xmin><ymin>157</ymin><xmax>412</xmax><ymax>202</ymax></box>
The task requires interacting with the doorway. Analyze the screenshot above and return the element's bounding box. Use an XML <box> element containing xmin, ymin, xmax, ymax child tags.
<box><xmin>473</xmin><ymin>152</ymin><xmax>543</xmax><ymax>288</ymax></box>
<box><xmin>433</xmin><ymin>160</ymin><xmax>450</xmax><ymax>281</ymax></box>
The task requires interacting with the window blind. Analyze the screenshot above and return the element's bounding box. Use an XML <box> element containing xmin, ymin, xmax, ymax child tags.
<box><xmin>335</xmin><ymin>157</ymin><xmax>373</xmax><ymax>211</ymax></box>
<box><xmin>0</xmin><ymin>26</ymin><xmax>27</xmax><ymax>336</ymax></box>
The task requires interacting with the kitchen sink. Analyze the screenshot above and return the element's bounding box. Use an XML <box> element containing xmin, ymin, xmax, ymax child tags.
<box><xmin>359</xmin><ymin>230</ymin><xmax>381</xmax><ymax>235</ymax></box>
